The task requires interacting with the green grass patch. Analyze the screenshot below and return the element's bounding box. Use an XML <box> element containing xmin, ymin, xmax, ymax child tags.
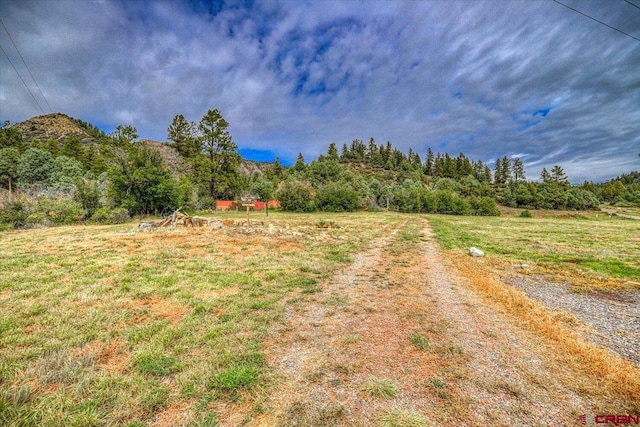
<box><xmin>134</xmin><ymin>353</ymin><xmax>180</xmax><ymax>376</ymax></box>
<box><xmin>427</xmin><ymin>214</ymin><xmax>640</xmax><ymax>282</ymax></box>
<box><xmin>409</xmin><ymin>332</ymin><xmax>430</xmax><ymax>350</ymax></box>
<box><xmin>362</xmin><ymin>376</ymin><xmax>399</xmax><ymax>399</ymax></box>
<box><xmin>378</xmin><ymin>408</ymin><xmax>429</xmax><ymax>427</ymax></box>
<box><xmin>209</xmin><ymin>365</ymin><xmax>260</xmax><ymax>391</ymax></box>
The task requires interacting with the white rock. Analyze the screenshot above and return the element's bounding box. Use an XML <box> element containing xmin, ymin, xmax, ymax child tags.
<box><xmin>469</xmin><ymin>247</ymin><xmax>484</xmax><ymax>257</ymax></box>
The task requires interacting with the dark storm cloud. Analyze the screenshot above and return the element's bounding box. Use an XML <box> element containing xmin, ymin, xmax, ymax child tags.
<box><xmin>1</xmin><ymin>0</ymin><xmax>638</xmax><ymax>181</ymax></box>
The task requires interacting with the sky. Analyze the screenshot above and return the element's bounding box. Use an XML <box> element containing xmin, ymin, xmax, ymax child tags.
<box><xmin>1</xmin><ymin>0</ymin><xmax>639</xmax><ymax>182</ymax></box>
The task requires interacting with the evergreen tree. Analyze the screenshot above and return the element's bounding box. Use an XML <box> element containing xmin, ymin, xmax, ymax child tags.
<box><xmin>550</xmin><ymin>165</ymin><xmax>569</xmax><ymax>184</ymax></box>
<box><xmin>198</xmin><ymin>109</ymin><xmax>241</xmax><ymax>199</ymax></box>
<box><xmin>292</xmin><ymin>152</ymin><xmax>307</xmax><ymax>173</ymax></box>
<box><xmin>168</xmin><ymin>114</ymin><xmax>200</xmax><ymax>158</ymax></box>
<box><xmin>0</xmin><ymin>122</ymin><xmax>25</xmax><ymax>151</ymax></box>
<box><xmin>540</xmin><ymin>167</ymin><xmax>552</xmax><ymax>183</ymax></box>
<box><xmin>424</xmin><ymin>148</ymin><xmax>435</xmax><ymax>176</ymax></box>
<box><xmin>512</xmin><ymin>158</ymin><xmax>525</xmax><ymax>182</ymax></box>
<box><xmin>349</xmin><ymin>139</ymin><xmax>366</xmax><ymax>161</ymax></box>
<box><xmin>484</xmin><ymin>165</ymin><xmax>493</xmax><ymax>184</ymax></box>
<box><xmin>44</xmin><ymin>138</ymin><xmax>60</xmax><ymax>157</ymax></box>
<box><xmin>17</xmin><ymin>148</ymin><xmax>55</xmax><ymax>185</ymax></box>
<box><xmin>501</xmin><ymin>156</ymin><xmax>511</xmax><ymax>184</ymax></box>
<box><xmin>494</xmin><ymin>158</ymin><xmax>503</xmax><ymax>185</ymax></box>
<box><xmin>111</xmin><ymin>125</ymin><xmax>138</xmax><ymax>145</ymax></box>
<box><xmin>456</xmin><ymin>153</ymin><xmax>473</xmax><ymax>177</ymax></box>
<box><xmin>265</xmin><ymin>157</ymin><xmax>286</xmax><ymax>182</ymax></box>
<box><xmin>367</xmin><ymin>137</ymin><xmax>380</xmax><ymax>165</ymax></box>
<box><xmin>0</xmin><ymin>147</ymin><xmax>20</xmax><ymax>192</ymax></box>
<box><xmin>327</xmin><ymin>142</ymin><xmax>340</xmax><ymax>161</ymax></box>
<box><xmin>61</xmin><ymin>134</ymin><xmax>87</xmax><ymax>165</ymax></box>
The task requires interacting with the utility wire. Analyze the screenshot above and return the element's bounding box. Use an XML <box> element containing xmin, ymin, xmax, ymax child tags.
<box><xmin>0</xmin><ymin>42</ymin><xmax>45</xmax><ymax>114</ymax></box>
<box><xmin>0</xmin><ymin>18</ymin><xmax>53</xmax><ymax>112</ymax></box>
<box><xmin>624</xmin><ymin>0</ymin><xmax>640</xmax><ymax>11</ymax></box>
<box><xmin>553</xmin><ymin>0</ymin><xmax>640</xmax><ymax>43</ymax></box>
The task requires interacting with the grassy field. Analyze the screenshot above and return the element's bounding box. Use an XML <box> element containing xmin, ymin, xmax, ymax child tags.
<box><xmin>1</xmin><ymin>210</ymin><xmax>639</xmax><ymax>425</ymax></box>
<box><xmin>428</xmin><ymin>211</ymin><xmax>640</xmax><ymax>290</ymax></box>
<box><xmin>0</xmin><ymin>211</ymin><xmax>399</xmax><ymax>426</ymax></box>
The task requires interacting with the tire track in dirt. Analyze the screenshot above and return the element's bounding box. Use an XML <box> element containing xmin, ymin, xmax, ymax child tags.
<box><xmin>249</xmin><ymin>218</ymin><xmax>603</xmax><ymax>426</ymax></box>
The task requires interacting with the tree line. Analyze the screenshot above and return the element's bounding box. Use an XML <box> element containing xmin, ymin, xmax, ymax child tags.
<box><xmin>1</xmin><ymin>111</ymin><xmax>639</xmax><ymax>229</ymax></box>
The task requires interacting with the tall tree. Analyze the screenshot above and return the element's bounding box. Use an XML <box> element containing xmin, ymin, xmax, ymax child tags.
<box><xmin>0</xmin><ymin>122</ymin><xmax>25</xmax><ymax>151</ymax></box>
<box><xmin>512</xmin><ymin>158</ymin><xmax>525</xmax><ymax>182</ymax></box>
<box><xmin>292</xmin><ymin>152</ymin><xmax>307</xmax><ymax>173</ymax></box>
<box><xmin>424</xmin><ymin>148</ymin><xmax>435</xmax><ymax>176</ymax></box>
<box><xmin>0</xmin><ymin>147</ymin><xmax>20</xmax><ymax>192</ymax></box>
<box><xmin>198</xmin><ymin>109</ymin><xmax>241</xmax><ymax>199</ymax></box>
<box><xmin>61</xmin><ymin>134</ymin><xmax>87</xmax><ymax>165</ymax></box>
<box><xmin>327</xmin><ymin>142</ymin><xmax>340</xmax><ymax>161</ymax></box>
<box><xmin>501</xmin><ymin>156</ymin><xmax>511</xmax><ymax>184</ymax></box>
<box><xmin>550</xmin><ymin>165</ymin><xmax>568</xmax><ymax>184</ymax></box>
<box><xmin>168</xmin><ymin>114</ymin><xmax>200</xmax><ymax>158</ymax></box>
<box><xmin>540</xmin><ymin>167</ymin><xmax>552</xmax><ymax>183</ymax></box>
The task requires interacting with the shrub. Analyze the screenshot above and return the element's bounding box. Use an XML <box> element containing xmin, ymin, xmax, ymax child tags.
<box><xmin>520</xmin><ymin>209</ymin><xmax>532</xmax><ymax>218</ymax></box>
<box><xmin>277</xmin><ymin>179</ymin><xmax>316</xmax><ymax>212</ymax></box>
<box><xmin>315</xmin><ymin>182</ymin><xmax>362</xmax><ymax>212</ymax></box>
<box><xmin>470</xmin><ymin>196</ymin><xmax>500</xmax><ymax>216</ymax></box>
<box><xmin>90</xmin><ymin>207</ymin><xmax>130</xmax><ymax>224</ymax></box>
<box><xmin>35</xmin><ymin>195</ymin><xmax>85</xmax><ymax>224</ymax></box>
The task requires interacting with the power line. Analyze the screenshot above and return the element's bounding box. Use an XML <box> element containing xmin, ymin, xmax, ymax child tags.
<box><xmin>0</xmin><ymin>42</ymin><xmax>45</xmax><ymax>114</ymax></box>
<box><xmin>552</xmin><ymin>0</ymin><xmax>640</xmax><ymax>43</ymax></box>
<box><xmin>624</xmin><ymin>0</ymin><xmax>640</xmax><ymax>11</ymax></box>
<box><xmin>0</xmin><ymin>18</ymin><xmax>53</xmax><ymax>113</ymax></box>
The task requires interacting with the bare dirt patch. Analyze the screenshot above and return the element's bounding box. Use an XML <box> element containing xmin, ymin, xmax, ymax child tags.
<box><xmin>123</xmin><ymin>296</ymin><xmax>189</xmax><ymax>325</ymax></box>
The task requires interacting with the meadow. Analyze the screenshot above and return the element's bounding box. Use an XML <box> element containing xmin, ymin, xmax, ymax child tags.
<box><xmin>428</xmin><ymin>210</ymin><xmax>640</xmax><ymax>290</ymax></box>
<box><xmin>1</xmin><ymin>210</ymin><xmax>638</xmax><ymax>425</ymax></box>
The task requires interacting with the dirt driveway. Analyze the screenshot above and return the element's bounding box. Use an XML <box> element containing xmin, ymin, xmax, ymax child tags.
<box><xmin>213</xmin><ymin>217</ymin><xmax>639</xmax><ymax>427</ymax></box>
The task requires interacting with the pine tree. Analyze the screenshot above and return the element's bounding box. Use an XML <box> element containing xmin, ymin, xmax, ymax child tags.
<box><xmin>198</xmin><ymin>109</ymin><xmax>241</xmax><ymax>199</ymax></box>
<box><xmin>292</xmin><ymin>152</ymin><xmax>306</xmax><ymax>173</ymax></box>
<box><xmin>327</xmin><ymin>143</ymin><xmax>340</xmax><ymax>161</ymax></box>
<box><xmin>494</xmin><ymin>158</ymin><xmax>503</xmax><ymax>185</ymax></box>
<box><xmin>424</xmin><ymin>148</ymin><xmax>435</xmax><ymax>176</ymax></box>
<box><xmin>168</xmin><ymin>114</ymin><xmax>199</xmax><ymax>158</ymax></box>
<box><xmin>484</xmin><ymin>165</ymin><xmax>493</xmax><ymax>184</ymax></box>
<box><xmin>540</xmin><ymin>167</ymin><xmax>552</xmax><ymax>183</ymax></box>
<box><xmin>512</xmin><ymin>158</ymin><xmax>525</xmax><ymax>182</ymax></box>
<box><xmin>366</xmin><ymin>137</ymin><xmax>379</xmax><ymax>164</ymax></box>
<box><xmin>550</xmin><ymin>165</ymin><xmax>568</xmax><ymax>184</ymax></box>
<box><xmin>501</xmin><ymin>156</ymin><xmax>511</xmax><ymax>184</ymax></box>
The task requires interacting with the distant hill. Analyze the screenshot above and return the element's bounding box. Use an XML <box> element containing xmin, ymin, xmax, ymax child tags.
<box><xmin>13</xmin><ymin>113</ymin><xmax>273</xmax><ymax>177</ymax></box>
<box><xmin>13</xmin><ymin>113</ymin><xmax>100</xmax><ymax>144</ymax></box>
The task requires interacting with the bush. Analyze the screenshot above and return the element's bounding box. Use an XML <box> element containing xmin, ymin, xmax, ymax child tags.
<box><xmin>470</xmin><ymin>196</ymin><xmax>500</xmax><ymax>216</ymax></box>
<box><xmin>315</xmin><ymin>182</ymin><xmax>362</xmax><ymax>212</ymax></box>
<box><xmin>90</xmin><ymin>207</ymin><xmax>130</xmax><ymax>224</ymax></box>
<box><xmin>0</xmin><ymin>192</ymin><xmax>85</xmax><ymax>227</ymax></box>
<box><xmin>520</xmin><ymin>209</ymin><xmax>532</xmax><ymax>218</ymax></box>
<box><xmin>0</xmin><ymin>192</ymin><xmax>29</xmax><ymax>227</ymax></box>
<box><xmin>277</xmin><ymin>180</ymin><xmax>316</xmax><ymax>212</ymax></box>
<box><xmin>35</xmin><ymin>195</ymin><xmax>85</xmax><ymax>224</ymax></box>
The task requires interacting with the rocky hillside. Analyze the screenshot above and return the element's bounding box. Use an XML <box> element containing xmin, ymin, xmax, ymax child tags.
<box><xmin>13</xmin><ymin>113</ymin><xmax>273</xmax><ymax>176</ymax></box>
<box><xmin>13</xmin><ymin>113</ymin><xmax>99</xmax><ymax>144</ymax></box>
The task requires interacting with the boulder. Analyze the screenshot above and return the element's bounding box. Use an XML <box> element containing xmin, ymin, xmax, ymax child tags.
<box><xmin>469</xmin><ymin>247</ymin><xmax>484</xmax><ymax>257</ymax></box>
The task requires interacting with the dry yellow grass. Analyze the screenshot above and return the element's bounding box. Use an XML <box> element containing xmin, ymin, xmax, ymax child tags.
<box><xmin>451</xmin><ymin>252</ymin><xmax>640</xmax><ymax>411</ymax></box>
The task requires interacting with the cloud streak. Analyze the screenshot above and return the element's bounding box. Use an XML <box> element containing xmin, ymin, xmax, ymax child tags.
<box><xmin>1</xmin><ymin>0</ymin><xmax>638</xmax><ymax>181</ymax></box>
